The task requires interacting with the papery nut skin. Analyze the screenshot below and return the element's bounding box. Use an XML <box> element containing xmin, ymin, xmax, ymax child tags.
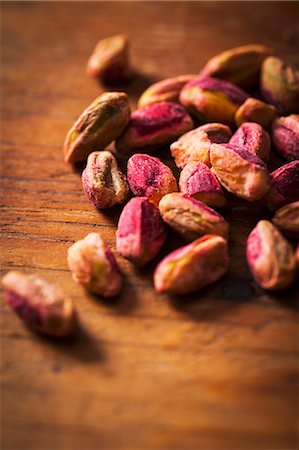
<box><xmin>159</xmin><ymin>192</ymin><xmax>228</xmax><ymax>241</ymax></box>
<box><xmin>229</xmin><ymin>122</ymin><xmax>271</xmax><ymax>162</ymax></box>
<box><xmin>210</xmin><ymin>143</ymin><xmax>271</xmax><ymax>201</ymax></box>
<box><xmin>272</xmin><ymin>201</ymin><xmax>299</xmax><ymax>238</ymax></box>
<box><xmin>154</xmin><ymin>235</ymin><xmax>229</xmax><ymax>295</ymax></box>
<box><xmin>67</xmin><ymin>233</ymin><xmax>122</xmax><ymax>297</ymax></box>
<box><xmin>179</xmin><ymin>77</ymin><xmax>248</xmax><ymax>125</ymax></box>
<box><xmin>127</xmin><ymin>154</ymin><xmax>178</xmax><ymax>205</ymax></box>
<box><xmin>64</xmin><ymin>92</ymin><xmax>131</xmax><ymax>163</ymax></box>
<box><xmin>82</xmin><ymin>151</ymin><xmax>129</xmax><ymax>209</ymax></box>
<box><xmin>87</xmin><ymin>34</ymin><xmax>131</xmax><ymax>84</ymax></box>
<box><xmin>138</xmin><ymin>75</ymin><xmax>197</xmax><ymax>108</ymax></box>
<box><xmin>261</xmin><ymin>56</ymin><xmax>299</xmax><ymax>114</ymax></box>
<box><xmin>235</xmin><ymin>98</ymin><xmax>276</xmax><ymax>128</ymax></box>
<box><xmin>266</xmin><ymin>161</ymin><xmax>299</xmax><ymax>211</ymax></box>
<box><xmin>170</xmin><ymin>123</ymin><xmax>232</xmax><ymax>168</ymax></box>
<box><xmin>179</xmin><ymin>161</ymin><xmax>226</xmax><ymax>207</ymax></box>
<box><xmin>246</xmin><ymin>220</ymin><xmax>296</xmax><ymax>291</ymax></box>
<box><xmin>200</xmin><ymin>44</ymin><xmax>273</xmax><ymax>89</ymax></box>
<box><xmin>115</xmin><ymin>102</ymin><xmax>193</xmax><ymax>156</ymax></box>
<box><xmin>271</xmin><ymin>115</ymin><xmax>299</xmax><ymax>162</ymax></box>
<box><xmin>116</xmin><ymin>197</ymin><xmax>167</xmax><ymax>266</ymax></box>
<box><xmin>2</xmin><ymin>271</ymin><xmax>76</xmax><ymax>337</ymax></box>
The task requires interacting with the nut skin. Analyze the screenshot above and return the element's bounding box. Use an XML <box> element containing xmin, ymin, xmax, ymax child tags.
<box><xmin>179</xmin><ymin>161</ymin><xmax>226</xmax><ymax>207</ymax></box>
<box><xmin>246</xmin><ymin>220</ymin><xmax>296</xmax><ymax>291</ymax></box>
<box><xmin>235</xmin><ymin>98</ymin><xmax>276</xmax><ymax>128</ymax></box>
<box><xmin>116</xmin><ymin>197</ymin><xmax>167</xmax><ymax>266</ymax></box>
<box><xmin>200</xmin><ymin>44</ymin><xmax>272</xmax><ymax>89</ymax></box>
<box><xmin>179</xmin><ymin>77</ymin><xmax>248</xmax><ymax>126</ymax></box>
<box><xmin>64</xmin><ymin>92</ymin><xmax>131</xmax><ymax>164</ymax></box>
<box><xmin>272</xmin><ymin>201</ymin><xmax>299</xmax><ymax>238</ymax></box>
<box><xmin>170</xmin><ymin>123</ymin><xmax>232</xmax><ymax>168</ymax></box>
<box><xmin>2</xmin><ymin>271</ymin><xmax>76</xmax><ymax>337</ymax></box>
<box><xmin>229</xmin><ymin>122</ymin><xmax>271</xmax><ymax>162</ymax></box>
<box><xmin>127</xmin><ymin>154</ymin><xmax>178</xmax><ymax>205</ymax></box>
<box><xmin>154</xmin><ymin>235</ymin><xmax>229</xmax><ymax>295</ymax></box>
<box><xmin>271</xmin><ymin>115</ymin><xmax>299</xmax><ymax>162</ymax></box>
<box><xmin>159</xmin><ymin>192</ymin><xmax>228</xmax><ymax>241</ymax></box>
<box><xmin>87</xmin><ymin>34</ymin><xmax>130</xmax><ymax>84</ymax></box>
<box><xmin>115</xmin><ymin>102</ymin><xmax>193</xmax><ymax>157</ymax></box>
<box><xmin>82</xmin><ymin>151</ymin><xmax>129</xmax><ymax>209</ymax></box>
<box><xmin>67</xmin><ymin>233</ymin><xmax>122</xmax><ymax>297</ymax></box>
<box><xmin>210</xmin><ymin>143</ymin><xmax>271</xmax><ymax>201</ymax></box>
<box><xmin>138</xmin><ymin>75</ymin><xmax>196</xmax><ymax>108</ymax></box>
<box><xmin>266</xmin><ymin>161</ymin><xmax>299</xmax><ymax>211</ymax></box>
<box><xmin>261</xmin><ymin>56</ymin><xmax>299</xmax><ymax>114</ymax></box>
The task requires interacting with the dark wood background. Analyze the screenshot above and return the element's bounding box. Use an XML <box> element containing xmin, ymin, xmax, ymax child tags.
<box><xmin>1</xmin><ymin>2</ymin><xmax>298</xmax><ymax>449</ymax></box>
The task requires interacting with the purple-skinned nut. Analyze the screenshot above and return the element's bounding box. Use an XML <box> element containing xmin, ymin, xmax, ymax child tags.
<box><xmin>159</xmin><ymin>193</ymin><xmax>228</xmax><ymax>241</ymax></box>
<box><xmin>87</xmin><ymin>34</ymin><xmax>131</xmax><ymax>84</ymax></box>
<box><xmin>261</xmin><ymin>56</ymin><xmax>299</xmax><ymax>114</ymax></box>
<box><xmin>179</xmin><ymin>77</ymin><xmax>249</xmax><ymax>126</ymax></box>
<box><xmin>138</xmin><ymin>74</ymin><xmax>197</xmax><ymax>108</ymax></box>
<box><xmin>127</xmin><ymin>154</ymin><xmax>178</xmax><ymax>205</ymax></box>
<box><xmin>67</xmin><ymin>233</ymin><xmax>122</xmax><ymax>297</ymax></box>
<box><xmin>200</xmin><ymin>44</ymin><xmax>273</xmax><ymax>89</ymax></box>
<box><xmin>179</xmin><ymin>161</ymin><xmax>226</xmax><ymax>207</ymax></box>
<box><xmin>271</xmin><ymin>115</ymin><xmax>299</xmax><ymax>162</ymax></box>
<box><xmin>115</xmin><ymin>102</ymin><xmax>193</xmax><ymax>157</ymax></box>
<box><xmin>235</xmin><ymin>97</ymin><xmax>276</xmax><ymax>128</ymax></box>
<box><xmin>229</xmin><ymin>122</ymin><xmax>271</xmax><ymax>162</ymax></box>
<box><xmin>210</xmin><ymin>143</ymin><xmax>271</xmax><ymax>201</ymax></box>
<box><xmin>272</xmin><ymin>201</ymin><xmax>299</xmax><ymax>238</ymax></box>
<box><xmin>82</xmin><ymin>151</ymin><xmax>129</xmax><ymax>209</ymax></box>
<box><xmin>154</xmin><ymin>235</ymin><xmax>229</xmax><ymax>295</ymax></box>
<box><xmin>246</xmin><ymin>220</ymin><xmax>296</xmax><ymax>291</ymax></box>
<box><xmin>2</xmin><ymin>271</ymin><xmax>76</xmax><ymax>337</ymax></box>
<box><xmin>265</xmin><ymin>161</ymin><xmax>299</xmax><ymax>211</ymax></box>
<box><xmin>116</xmin><ymin>197</ymin><xmax>167</xmax><ymax>266</ymax></box>
<box><xmin>170</xmin><ymin>123</ymin><xmax>232</xmax><ymax>168</ymax></box>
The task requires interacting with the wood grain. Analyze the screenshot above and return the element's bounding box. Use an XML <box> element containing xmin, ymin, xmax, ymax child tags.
<box><xmin>1</xmin><ymin>2</ymin><xmax>298</xmax><ymax>449</ymax></box>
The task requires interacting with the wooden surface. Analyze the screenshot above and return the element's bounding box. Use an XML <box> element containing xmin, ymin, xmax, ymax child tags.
<box><xmin>1</xmin><ymin>2</ymin><xmax>298</xmax><ymax>449</ymax></box>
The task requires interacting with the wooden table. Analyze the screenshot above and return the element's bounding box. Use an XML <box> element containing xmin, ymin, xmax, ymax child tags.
<box><xmin>1</xmin><ymin>2</ymin><xmax>298</xmax><ymax>449</ymax></box>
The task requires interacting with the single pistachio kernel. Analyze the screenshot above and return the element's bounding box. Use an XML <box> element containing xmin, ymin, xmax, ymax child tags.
<box><xmin>246</xmin><ymin>220</ymin><xmax>296</xmax><ymax>291</ymax></box>
<box><xmin>64</xmin><ymin>92</ymin><xmax>131</xmax><ymax>163</ymax></box>
<box><xmin>229</xmin><ymin>122</ymin><xmax>271</xmax><ymax>162</ymax></box>
<box><xmin>67</xmin><ymin>233</ymin><xmax>122</xmax><ymax>297</ymax></box>
<box><xmin>271</xmin><ymin>114</ymin><xmax>299</xmax><ymax>162</ymax></box>
<box><xmin>272</xmin><ymin>201</ymin><xmax>299</xmax><ymax>238</ymax></box>
<box><xmin>266</xmin><ymin>161</ymin><xmax>299</xmax><ymax>211</ymax></box>
<box><xmin>2</xmin><ymin>271</ymin><xmax>76</xmax><ymax>337</ymax></box>
<box><xmin>235</xmin><ymin>97</ymin><xmax>276</xmax><ymax>128</ymax></box>
<box><xmin>82</xmin><ymin>151</ymin><xmax>129</xmax><ymax>209</ymax></box>
<box><xmin>154</xmin><ymin>234</ymin><xmax>229</xmax><ymax>295</ymax></box>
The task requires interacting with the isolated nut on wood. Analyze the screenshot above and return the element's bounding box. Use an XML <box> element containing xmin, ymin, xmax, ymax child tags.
<box><xmin>229</xmin><ymin>122</ymin><xmax>271</xmax><ymax>162</ymax></box>
<box><xmin>87</xmin><ymin>34</ymin><xmax>131</xmax><ymax>84</ymax></box>
<box><xmin>82</xmin><ymin>151</ymin><xmax>129</xmax><ymax>209</ymax></box>
<box><xmin>2</xmin><ymin>271</ymin><xmax>76</xmax><ymax>337</ymax></box>
<box><xmin>210</xmin><ymin>143</ymin><xmax>271</xmax><ymax>201</ymax></box>
<box><xmin>138</xmin><ymin>74</ymin><xmax>196</xmax><ymax>108</ymax></box>
<box><xmin>154</xmin><ymin>235</ymin><xmax>229</xmax><ymax>295</ymax></box>
<box><xmin>64</xmin><ymin>92</ymin><xmax>131</xmax><ymax>163</ymax></box>
<box><xmin>246</xmin><ymin>220</ymin><xmax>296</xmax><ymax>291</ymax></box>
<box><xmin>179</xmin><ymin>77</ymin><xmax>248</xmax><ymax>125</ymax></box>
<box><xmin>159</xmin><ymin>192</ymin><xmax>228</xmax><ymax>241</ymax></box>
<box><xmin>179</xmin><ymin>161</ymin><xmax>226</xmax><ymax>208</ymax></box>
<box><xmin>200</xmin><ymin>44</ymin><xmax>273</xmax><ymax>89</ymax></box>
<box><xmin>116</xmin><ymin>197</ymin><xmax>167</xmax><ymax>266</ymax></box>
<box><xmin>272</xmin><ymin>201</ymin><xmax>299</xmax><ymax>238</ymax></box>
<box><xmin>271</xmin><ymin>114</ymin><xmax>299</xmax><ymax>162</ymax></box>
<box><xmin>115</xmin><ymin>102</ymin><xmax>193</xmax><ymax>157</ymax></box>
<box><xmin>170</xmin><ymin>123</ymin><xmax>232</xmax><ymax>168</ymax></box>
<box><xmin>127</xmin><ymin>154</ymin><xmax>178</xmax><ymax>205</ymax></box>
<box><xmin>67</xmin><ymin>233</ymin><xmax>122</xmax><ymax>297</ymax></box>
<box><xmin>235</xmin><ymin>97</ymin><xmax>276</xmax><ymax>128</ymax></box>
<box><xmin>266</xmin><ymin>161</ymin><xmax>299</xmax><ymax>211</ymax></box>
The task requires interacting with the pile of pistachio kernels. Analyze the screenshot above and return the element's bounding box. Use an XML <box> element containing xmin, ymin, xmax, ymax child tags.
<box><xmin>2</xmin><ymin>37</ymin><xmax>299</xmax><ymax>337</ymax></box>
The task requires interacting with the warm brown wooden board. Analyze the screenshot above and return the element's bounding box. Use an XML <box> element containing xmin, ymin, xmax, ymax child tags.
<box><xmin>1</xmin><ymin>2</ymin><xmax>298</xmax><ymax>449</ymax></box>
